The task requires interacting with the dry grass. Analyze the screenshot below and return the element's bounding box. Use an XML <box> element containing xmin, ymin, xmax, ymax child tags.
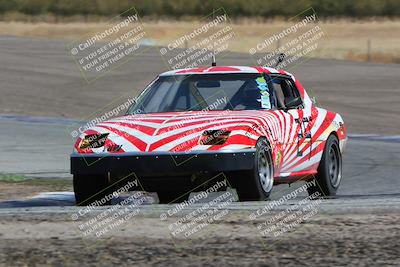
<box><xmin>0</xmin><ymin>20</ymin><xmax>399</xmax><ymax>63</ymax></box>
<box><xmin>0</xmin><ymin>174</ymin><xmax>72</xmax><ymax>201</ymax></box>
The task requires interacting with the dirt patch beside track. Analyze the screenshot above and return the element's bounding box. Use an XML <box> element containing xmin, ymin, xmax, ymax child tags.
<box><xmin>0</xmin><ymin>210</ymin><xmax>399</xmax><ymax>266</ymax></box>
<box><xmin>0</xmin><ymin>178</ymin><xmax>72</xmax><ymax>201</ymax></box>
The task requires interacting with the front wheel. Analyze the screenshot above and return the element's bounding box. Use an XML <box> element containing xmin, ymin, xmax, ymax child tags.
<box><xmin>307</xmin><ymin>134</ymin><xmax>342</xmax><ymax>198</ymax></box>
<box><xmin>235</xmin><ymin>138</ymin><xmax>274</xmax><ymax>201</ymax></box>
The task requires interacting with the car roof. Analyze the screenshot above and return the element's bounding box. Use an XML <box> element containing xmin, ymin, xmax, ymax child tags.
<box><xmin>159</xmin><ymin>66</ymin><xmax>294</xmax><ymax>78</ymax></box>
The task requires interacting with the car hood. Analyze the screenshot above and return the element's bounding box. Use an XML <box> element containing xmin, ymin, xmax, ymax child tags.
<box><xmin>74</xmin><ymin>110</ymin><xmax>274</xmax><ymax>153</ymax></box>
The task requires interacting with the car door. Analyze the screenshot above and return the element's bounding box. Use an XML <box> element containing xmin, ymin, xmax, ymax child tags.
<box><xmin>268</xmin><ymin>75</ymin><xmax>315</xmax><ymax>176</ymax></box>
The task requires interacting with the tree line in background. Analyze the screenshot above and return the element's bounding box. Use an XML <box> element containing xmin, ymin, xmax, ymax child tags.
<box><xmin>0</xmin><ymin>0</ymin><xmax>399</xmax><ymax>19</ymax></box>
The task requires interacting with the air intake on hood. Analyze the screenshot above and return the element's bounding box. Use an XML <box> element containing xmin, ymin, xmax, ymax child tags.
<box><xmin>79</xmin><ymin>133</ymin><xmax>109</xmax><ymax>149</ymax></box>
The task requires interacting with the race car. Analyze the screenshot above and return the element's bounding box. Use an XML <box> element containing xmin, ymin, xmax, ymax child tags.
<box><xmin>71</xmin><ymin>65</ymin><xmax>347</xmax><ymax>205</ymax></box>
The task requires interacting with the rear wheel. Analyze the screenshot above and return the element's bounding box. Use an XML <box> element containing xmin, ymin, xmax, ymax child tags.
<box><xmin>73</xmin><ymin>174</ymin><xmax>113</xmax><ymax>206</ymax></box>
<box><xmin>235</xmin><ymin>138</ymin><xmax>274</xmax><ymax>201</ymax></box>
<box><xmin>307</xmin><ymin>134</ymin><xmax>342</xmax><ymax>198</ymax></box>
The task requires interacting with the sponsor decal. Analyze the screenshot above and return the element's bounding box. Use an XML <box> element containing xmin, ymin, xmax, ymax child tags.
<box><xmin>256</xmin><ymin>76</ymin><xmax>271</xmax><ymax>109</ymax></box>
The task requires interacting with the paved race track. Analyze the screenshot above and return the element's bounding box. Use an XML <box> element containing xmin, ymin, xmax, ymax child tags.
<box><xmin>1</xmin><ymin>116</ymin><xmax>399</xmax><ymax>201</ymax></box>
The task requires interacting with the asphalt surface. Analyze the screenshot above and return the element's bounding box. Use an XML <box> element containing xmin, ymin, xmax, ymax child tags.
<box><xmin>1</xmin><ymin>36</ymin><xmax>399</xmax><ymax>198</ymax></box>
<box><xmin>0</xmin><ymin>36</ymin><xmax>399</xmax><ymax>208</ymax></box>
<box><xmin>1</xmin><ymin>115</ymin><xmax>400</xmax><ymax>205</ymax></box>
<box><xmin>0</xmin><ymin>36</ymin><xmax>399</xmax><ymax>134</ymax></box>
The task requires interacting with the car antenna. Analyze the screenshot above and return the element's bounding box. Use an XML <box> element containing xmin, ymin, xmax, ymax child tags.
<box><xmin>211</xmin><ymin>8</ymin><xmax>217</xmax><ymax>67</ymax></box>
<box><xmin>211</xmin><ymin>54</ymin><xmax>216</xmax><ymax>66</ymax></box>
<box><xmin>275</xmin><ymin>53</ymin><xmax>285</xmax><ymax>67</ymax></box>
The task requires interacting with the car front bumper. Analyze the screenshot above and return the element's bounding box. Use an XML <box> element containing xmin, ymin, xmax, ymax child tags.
<box><xmin>70</xmin><ymin>149</ymin><xmax>256</xmax><ymax>176</ymax></box>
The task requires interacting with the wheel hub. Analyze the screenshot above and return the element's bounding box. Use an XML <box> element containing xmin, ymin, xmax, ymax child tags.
<box><xmin>258</xmin><ymin>149</ymin><xmax>273</xmax><ymax>193</ymax></box>
<box><xmin>328</xmin><ymin>144</ymin><xmax>342</xmax><ymax>188</ymax></box>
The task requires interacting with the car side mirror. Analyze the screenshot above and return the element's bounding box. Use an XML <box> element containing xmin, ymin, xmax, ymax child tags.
<box><xmin>310</xmin><ymin>96</ymin><xmax>317</xmax><ymax>105</ymax></box>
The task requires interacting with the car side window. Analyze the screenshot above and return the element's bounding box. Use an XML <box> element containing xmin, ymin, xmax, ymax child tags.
<box><xmin>270</xmin><ymin>76</ymin><xmax>302</xmax><ymax>110</ymax></box>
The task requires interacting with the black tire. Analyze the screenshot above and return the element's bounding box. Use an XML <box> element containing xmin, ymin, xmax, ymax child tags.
<box><xmin>235</xmin><ymin>138</ymin><xmax>274</xmax><ymax>201</ymax></box>
<box><xmin>73</xmin><ymin>174</ymin><xmax>113</xmax><ymax>206</ymax></box>
<box><xmin>307</xmin><ymin>134</ymin><xmax>342</xmax><ymax>198</ymax></box>
<box><xmin>157</xmin><ymin>191</ymin><xmax>190</xmax><ymax>204</ymax></box>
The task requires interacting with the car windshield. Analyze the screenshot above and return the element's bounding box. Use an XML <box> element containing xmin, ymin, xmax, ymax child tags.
<box><xmin>127</xmin><ymin>73</ymin><xmax>273</xmax><ymax>114</ymax></box>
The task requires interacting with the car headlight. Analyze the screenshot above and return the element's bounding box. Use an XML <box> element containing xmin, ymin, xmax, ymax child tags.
<box><xmin>199</xmin><ymin>130</ymin><xmax>231</xmax><ymax>145</ymax></box>
<box><xmin>79</xmin><ymin>133</ymin><xmax>109</xmax><ymax>149</ymax></box>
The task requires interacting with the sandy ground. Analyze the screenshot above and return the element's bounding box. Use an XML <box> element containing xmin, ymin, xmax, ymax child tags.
<box><xmin>0</xmin><ymin>21</ymin><xmax>399</xmax><ymax>62</ymax></box>
<box><xmin>0</xmin><ymin>209</ymin><xmax>399</xmax><ymax>266</ymax></box>
<box><xmin>0</xmin><ymin>180</ymin><xmax>72</xmax><ymax>201</ymax></box>
<box><xmin>0</xmin><ymin>183</ymin><xmax>52</xmax><ymax>201</ymax></box>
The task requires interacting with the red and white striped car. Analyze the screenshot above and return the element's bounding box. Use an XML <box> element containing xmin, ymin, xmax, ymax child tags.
<box><xmin>71</xmin><ymin>66</ymin><xmax>347</xmax><ymax>205</ymax></box>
